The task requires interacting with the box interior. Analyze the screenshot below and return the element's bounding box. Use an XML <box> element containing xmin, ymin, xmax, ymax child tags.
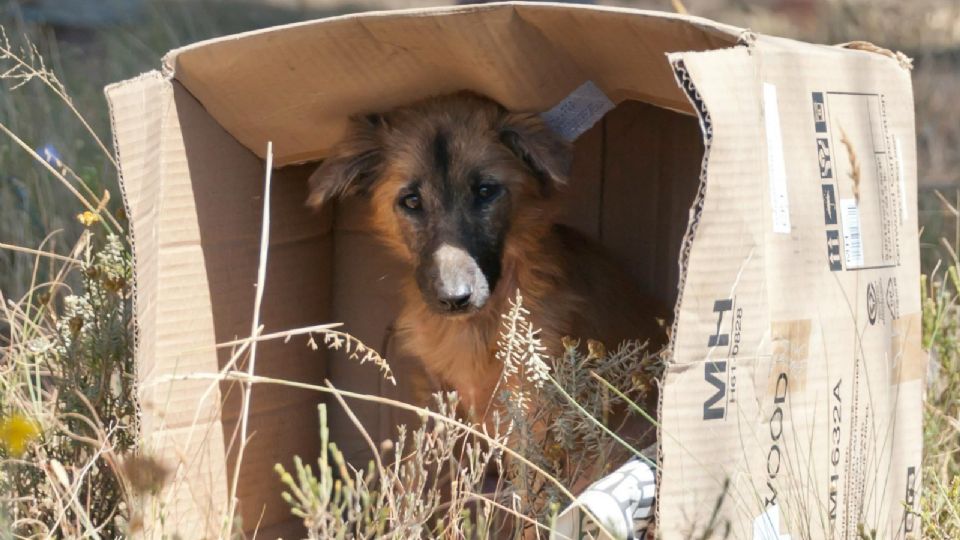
<box><xmin>172</xmin><ymin>79</ymin><xmax>704</xmax><ymax>534</ymax></box>
<box><xmin>162</xmin><ymin>4</ymin><xmax>738</xmax><ymax>165</ymax></box>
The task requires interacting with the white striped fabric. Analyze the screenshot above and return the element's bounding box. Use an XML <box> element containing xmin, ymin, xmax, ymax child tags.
<box><xmin>551</xmin><ymin>456</ymin><xmax>657</xmax><ymax>540</ymax></box>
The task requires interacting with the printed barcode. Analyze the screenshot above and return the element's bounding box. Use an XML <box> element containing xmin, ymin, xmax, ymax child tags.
<box><xmin>840</xmin><ymin>199</ymin><xmax>864</xmax><ymax>268</ymax></box>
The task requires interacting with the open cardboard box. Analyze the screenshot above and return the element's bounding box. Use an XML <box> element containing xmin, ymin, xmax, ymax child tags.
<box><xmin>106</xmin><ymin>3</ymin><xmax>924</xmax><ymax>538</ymax></box>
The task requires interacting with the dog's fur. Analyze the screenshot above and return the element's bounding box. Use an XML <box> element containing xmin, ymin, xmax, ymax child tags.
<box><xmin>308</xmin><ymin>92</ymin><xmax>665</xmax><ymax>425</ymax></box>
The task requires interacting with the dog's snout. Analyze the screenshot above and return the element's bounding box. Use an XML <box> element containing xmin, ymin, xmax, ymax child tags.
<box><xmin>439</xmin><ymin>292</ymin><xmax>473</xmax><ymax>312</ymax></box>
<box><xmin>427</xmin><ymin>243</ymin><xmax>491</xmax><ymax>314</ymax></box>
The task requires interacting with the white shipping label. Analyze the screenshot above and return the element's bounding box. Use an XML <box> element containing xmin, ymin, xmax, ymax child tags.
<box><xmin>763</xmin><ymin>83</ymin><xmax>792</xmax><ymax>234</ymax></box>
<box><xmin>541</xmin><ymin>80</ymin><xmax>615</xmax><ymax>142</ymax></box>
<box><xmin>840</xmin><ymin>198</ymin><xmax>864</xmax><ymax>268</ymax></box>
<box><xmin>752</xmin><ymin>504</ymin><xmax>792</xmax><ymax>540</ymax></box>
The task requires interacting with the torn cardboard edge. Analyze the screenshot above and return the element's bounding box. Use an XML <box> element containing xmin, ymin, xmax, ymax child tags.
<box><xmin>838</xmin><ymin>41</ymin><xmax>914</xmax><ymax>70</ymax></box>
<box><xmin>653</xmin><ymin>54</ymin><xmax>716</xmax><ymax>530</ymax></box>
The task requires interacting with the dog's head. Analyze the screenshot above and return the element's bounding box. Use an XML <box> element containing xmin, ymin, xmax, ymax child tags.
<box><xmin>308</xmin><ymin>92</ymin><xmax>570</xmax><ymax>316</ymax></box>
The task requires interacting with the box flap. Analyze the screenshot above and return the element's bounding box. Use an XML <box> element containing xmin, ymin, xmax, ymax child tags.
<box><xmin>160</xmin><ymin>2</ymin><xmax>742</xmax><ymax>166</ymax></box>
<box><xmin>658</xmin><ymin>38</ymin><xmax>922</xmax><ymax>538</ymax></box>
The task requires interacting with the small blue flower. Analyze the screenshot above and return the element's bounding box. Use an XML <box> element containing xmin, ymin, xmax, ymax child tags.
<box><xmin>39</xmin><ymin>143</ymin><xmax>61</xmax><ymax>165</ymax></box>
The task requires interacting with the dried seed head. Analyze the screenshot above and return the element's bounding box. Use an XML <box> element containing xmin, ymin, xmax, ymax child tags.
<box><xmin>121</xmin><ymin>455</ymin><xmax>171</xmax><ymax>494</ymax></box>
<box><xmin>586</xmin><ymin>339</ymin><xmax>606</xmax><ymax>361</ymax></box>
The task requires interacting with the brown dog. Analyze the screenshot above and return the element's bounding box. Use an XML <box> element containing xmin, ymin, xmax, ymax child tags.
<box><xmin>308</xmin><ymin>92</ymin><xmax>664</xmax><ymax>426</ymax></box>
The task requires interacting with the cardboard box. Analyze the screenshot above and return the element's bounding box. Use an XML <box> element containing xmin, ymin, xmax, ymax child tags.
<box><xmin>106</xmin><ymin>3</ymin><xmax>922</xmax><ymax>538</ymax></box>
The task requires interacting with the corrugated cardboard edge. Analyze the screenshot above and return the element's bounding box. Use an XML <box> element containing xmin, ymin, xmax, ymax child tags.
<box><xmin>758</xmin><ymin>33</ymin><xmax>915</xmax><ymax>71</ymax></box>
<box><xmin>103</xmin><ymin>74</ymin><xmax>166</xmax><ymax>490</ymax></box>
<box><xmin>655</xmin><ymin>49</ymin><xmax>723</xmax><ymax>528</ymax></box>
<box><xmin>837</xmin><ymin>41</ymin><xmax>914</xmax><ymax>71</ymax></box>
<box><xmin>105</xmin><ymin>70</ymin><xmax>230</xmax><ymax>538</ymax></box>
<box><xmin>104</xmin><ymin>71</ymin><xmax>158</xmax><ymax>535</ymax></box>
<box><xmin>104</xmin><ymin>71</ymin><xmax>157</xmax><ymax>420</ymax></box>
<box><xmin>159</xmin><ymin>1</ymin><xmax>745</xmax><ymax>76</ymax></box>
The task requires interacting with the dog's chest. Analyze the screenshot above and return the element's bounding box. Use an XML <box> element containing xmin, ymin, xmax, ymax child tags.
<box><xmin>397</xmin><ymin>308</ymin><xmax>504</xmax><ymax>413</ymax></box>
<box><xmin>397</xmin><ymin>301</ymin><xmax>570</xmax><ymax>418</ymax></box>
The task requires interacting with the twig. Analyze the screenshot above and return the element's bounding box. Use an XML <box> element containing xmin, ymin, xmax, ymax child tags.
<box><xmin>0</xmin><ymin>242</ymin><xmax>83</xmax><ymax>264</ymax></box>
<box><xmin>155</xmin><ymin>372</ymin><xmax>581</xmax><ymax>504</ymax></box>
<box><xmin>171</xmin><ymin>320</ymin><xmax>344</xmax><ymax>498</ymax></box>
<box><xmin>214</xmin><ymin>322</ymin><xmax>344</xmax><ymax>350</ymax></box>
<box><xmin>226</xmin><ymin>141</ymin><xmax>274</xmax><ymax>531</ymax></box>
<box><xmin>0</xmin><ymin>27</ymin><xmax>118</xmax><ymax>168</ymax></box>
<box><xmin>590</xmin><ymin>371</ymin><xmax>734</xmax><ymax>492</ymax></box>
<box><xmin>324</xmin><ymin>380</ymin><xmax>399</xmax><ymax>520</ymax></box>
<box><xmin>934</xmin><ymin>190</ymin><xmax>960</xmax><ymax>218</ymax></box>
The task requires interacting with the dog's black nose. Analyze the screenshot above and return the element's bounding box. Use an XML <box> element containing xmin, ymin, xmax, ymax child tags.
<box><xmin>439</xmin><ymin>293</ymin><xmax>472</xmax><ymax>311</ymax></box>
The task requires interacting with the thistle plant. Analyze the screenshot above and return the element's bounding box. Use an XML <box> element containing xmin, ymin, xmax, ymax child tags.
<box><xmin>1</xmin><ymin>232</ymin><xmax>141</xmax><ymax>537</ymax></box>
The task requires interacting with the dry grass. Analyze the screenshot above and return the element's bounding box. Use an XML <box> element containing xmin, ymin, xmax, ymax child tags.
<box><xmin>915</xmin><ymin>191</ymin><xmax>960</xmax><ymax>539</ymax></box>
<box><xmin>0</xmin><ymin>0</ymin><xmax>351</xmax><ymax>301</ymax></box>
<box><xmin>1</xmin><ymin>1</ymin><xmax>959</xmax><ymax>539</ymax></box>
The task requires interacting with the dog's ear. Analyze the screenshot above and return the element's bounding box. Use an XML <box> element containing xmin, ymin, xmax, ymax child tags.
<box><xmin>307</xmin><ymin>114</ymin><xmax>387</xmax><ymax>208</ymax></box>
<box><xmin>499</xmin><ymin>112</ymin><xmax>571</xmax><ymax>195</ymax></box>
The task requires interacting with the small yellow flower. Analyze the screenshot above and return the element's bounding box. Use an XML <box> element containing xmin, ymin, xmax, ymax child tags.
<box><xmin>0</xmin><ymin>414</ymin><xmax>40</xmax><ymax>456</ymax></box>
<box><xmin>77</xmin><ymin>211</ymin><xmax>100</xmax><ymax>227</ymax></box>
<box><xmin>544</xmin><ymin>442</ymin><xmax>565</xmax><ymax>463</ymax></box>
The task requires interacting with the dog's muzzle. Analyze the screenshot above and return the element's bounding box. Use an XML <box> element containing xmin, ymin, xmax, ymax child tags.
<box><xmin>432</xmin><ymin>243</ymin><xmax>490</xmax><ymax>313</ymax></box>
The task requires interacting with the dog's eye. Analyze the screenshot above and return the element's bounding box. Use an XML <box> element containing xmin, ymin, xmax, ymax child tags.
<box><xmin>475</xmin><ymin>183</ymin><xmax>502</xmax><ymax>203</ymax></box>
<box><xmin>399</xmin><ymin>193</ymin><xmax>422</xmax><ymax>211</ymax></box>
